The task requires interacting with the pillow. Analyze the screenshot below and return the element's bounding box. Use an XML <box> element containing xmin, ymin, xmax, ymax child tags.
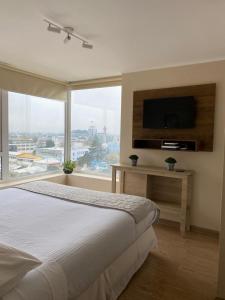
<box><xmin>0</xmin><ymin>243</ymin><xmax>41</xmax><ymax>297</ymax></box>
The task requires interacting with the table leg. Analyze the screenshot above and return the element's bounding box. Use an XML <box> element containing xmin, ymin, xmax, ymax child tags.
<box><xmin>111</xmin><ymin>167</ymin><xmax>116</xmax><ymax>193</ymax></box>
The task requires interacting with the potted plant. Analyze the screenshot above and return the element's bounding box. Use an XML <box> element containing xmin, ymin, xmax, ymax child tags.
<box><xmin>63</xmin><ymin>160</ymin><xmax>76</xmax><ymax>174</ymax></box>
<box><xmin>165</xmin><ymin>157</ymin><xmax>177</xmax><ymax>171</ymax></box>
<box><xmin>129</xmin><ymin>154</ymin><xmax>139</xmax><ymax>167</ymax></box>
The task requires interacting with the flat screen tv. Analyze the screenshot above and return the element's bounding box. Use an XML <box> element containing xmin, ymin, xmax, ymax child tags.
<box><xmin>143</xmin><ymin>96</ymin><xmax>196</xmax><ymax>129</ymax></box>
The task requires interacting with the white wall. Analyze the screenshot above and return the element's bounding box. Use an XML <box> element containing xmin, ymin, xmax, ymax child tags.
<box><xmin>217</xmin><ymin>149</ymin><xmax>225</xmax><ymax>298</ymax></box>
<box><xmin>217</xmin><ymin>131</ymin><xmax>225</xmax><ymax>299</ymax></box>
<box><xmin>121</xmin><ymin>60</ymin><xmax>225</xmax><ymax>231</ymax></box>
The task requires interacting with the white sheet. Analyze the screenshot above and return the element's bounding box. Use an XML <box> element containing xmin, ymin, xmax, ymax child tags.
<box><xmin>0</xmin><ymin>188</ymin><xmax>158</xmax><ymax>300</ymax></box>
<box><xmin>4</xmin><ymin>262</ymin><xmax>67</xmax><ymax>300</ymax></box>
<box><xmin>0</xmin><ymin>242</ymin><xmax>41</xmax><ymax>297</ymax></box>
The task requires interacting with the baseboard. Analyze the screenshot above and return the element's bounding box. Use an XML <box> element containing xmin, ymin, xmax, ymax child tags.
<box><xmin>158</xmin><ymin>219</ymin><xmax>219</xmax><ymax>238</ymax></box>
<box><xmin>159</xmin><ymin>219</ymin><xmax>180</xmax><ymax>229</ymax></box>
<box><xmin>190</xmin><ymin>225</ymin><xmax>219</xmax><ymax>239</ymax></box>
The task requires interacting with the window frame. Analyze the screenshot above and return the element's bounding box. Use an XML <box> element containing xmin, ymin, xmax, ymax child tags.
<box><xmin>64</xmin><ymin>90</ymin><xmax>71</xmax><ymax>162</ymax></box>
<box><xmin>1</xmin><ymin>90</ymin><xmax>8</xmax><ymax>180</ymax></box>
<box><xmin>0</xmin><ymin>79</ymin><xmax>122</xmax><ymax>182</ymax></box>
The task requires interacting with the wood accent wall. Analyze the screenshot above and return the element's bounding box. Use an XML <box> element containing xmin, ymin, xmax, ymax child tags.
<box><xmin>133</xmin><ymin>84</ymin><xmax>216</xmax><ymax>151</ymax></box>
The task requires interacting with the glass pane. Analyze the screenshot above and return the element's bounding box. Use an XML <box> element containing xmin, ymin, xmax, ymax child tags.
<box><xmin>71</xmin><ymin>86</ymin><xmax>121</xmax><ymax>177</ymax></box>
<box><xmin>0</xmin><ymin>157</ymin><xmax>2</xmax><ymax>180</ymax></box>
<box><xmin>8</xmin><ymin>92</ymin><xmax>65</xmax><ymax>178</ymax></box>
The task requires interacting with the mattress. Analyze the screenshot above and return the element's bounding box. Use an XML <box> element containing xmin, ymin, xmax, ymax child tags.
<box><xmin>0</xmin><ymin>188</ymin><xmax>158</xmax><ymax>300</ymax></box>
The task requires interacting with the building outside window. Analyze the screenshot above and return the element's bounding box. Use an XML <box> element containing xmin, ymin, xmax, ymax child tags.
<box><xmin>71</xmin><ymin>86</ymin><xmax>121</xmax><ymax>177</ymax></box>
<box><xmin>8</xmin><ymin>92</ymin><xmax>65</xmax><ymax>178</ymax></box>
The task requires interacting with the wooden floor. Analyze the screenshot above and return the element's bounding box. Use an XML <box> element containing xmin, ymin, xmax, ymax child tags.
<box><xmin>119</xmin><ymin>224</ymin><xmax>219</xmax><ymax>300</ymax></box>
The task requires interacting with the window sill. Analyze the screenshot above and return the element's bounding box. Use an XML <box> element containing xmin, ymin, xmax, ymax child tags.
<box><xmin>0</xmin><ymin>171</ymin><xmax>116</xmax><ymax>190</ymax></box>
<box><xmin>0</xmin><ymin>172</ymin><xmax>65</xmax><ymax>189</ymax></box>
<box><xmin>68</xmin><ymin>172</ymin><xmax>112</xmax><ymax>181</ymax></box>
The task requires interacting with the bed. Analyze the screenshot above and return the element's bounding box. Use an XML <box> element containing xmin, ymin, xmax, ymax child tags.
<box><xmin>0</xmin><ymin>181</ymin><xmax>159</xmax><ymax>300</ymax></box>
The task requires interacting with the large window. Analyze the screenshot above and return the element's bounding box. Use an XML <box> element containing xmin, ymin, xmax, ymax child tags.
<box><xmin>0</xmin><ymin>85</ymin><xmax>121</xmax><ymax>181</ymax></box>
<box><xmin>71</xmin><ymin>86</ymin><xmax>121</xmax><ymax>177</ymax></box>
<box><xmin>8</xmin><ymin>92</ymin><xmax>65</xmax><ymax>178</ymax></box>
<box><xmin>0</xmin><ymin>94</ymin><xmax>2</xmax><ymax>179</ymax></box>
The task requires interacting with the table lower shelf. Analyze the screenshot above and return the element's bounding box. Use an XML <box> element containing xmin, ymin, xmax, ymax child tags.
<box><xmin>155</xmin><ymin>201</ymin><xmax>181</xmax><ymax>223</ymax></box>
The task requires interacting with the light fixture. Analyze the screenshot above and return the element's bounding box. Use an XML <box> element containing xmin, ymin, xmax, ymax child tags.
<box><xmin>64</xmin><ymin>34</ymin><xmax>71</xmax><ymax>44</ymax></box>
<box><xmin>82</xmin><ymin>42</ymin><xmax>93</xmax><ymax>49</ymax></box>
<box><xmin>47</xmin><ymin>24</ymin><xmax>61</xmax><ymax>34</ymax></box>
<box><xmin>63</xmin><ymin>27</ymin><xmax>74</xmax><ymax>44</ymax></box>
<box><xmin>44</xmin><ymin>19</ymin><xmax>93</xmax><ymax>49</ymax></box>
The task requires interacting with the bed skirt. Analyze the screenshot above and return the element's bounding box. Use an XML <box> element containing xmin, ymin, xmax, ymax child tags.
<box><xmin>75</xmin><ymin>226</ymin><xmax>157</xmax><ymax>300</ymax></box>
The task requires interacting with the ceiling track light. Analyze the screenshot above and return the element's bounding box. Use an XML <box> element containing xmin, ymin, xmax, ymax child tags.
<box><xmin>82</xmin><ymin>41</ymin><xmax>93</xmax><ymax>49</ymax></box>
<box><xmin>64</xmin><ymin>33</ymin><xmax>71</xmax><ymax>44</ymax></box>
<box><xmin>47</xmin><ymin>24</ymin><xmax>61</xmax><ymax>33</ymax></box>
<box><xmin>44</xmin><ymin>19</ymin><xmax>93</xmax><ymax>49</ymax></box>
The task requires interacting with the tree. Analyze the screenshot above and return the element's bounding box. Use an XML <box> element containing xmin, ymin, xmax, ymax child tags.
<box><xmin>77</xmin><ymin>135</ymin><xmax>106</xmax><ymax>168</ymax></box>
<box><xmin>88</xmin><ymin>135</ymin><xmax>105</xmax><ymax>161</ymax></box>
<box><xmin>46</xmin><ymin>139</ymin><xmax>55</xmax><ymax>148</ymax></box>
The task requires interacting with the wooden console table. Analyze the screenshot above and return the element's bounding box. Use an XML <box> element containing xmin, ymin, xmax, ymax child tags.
<box><xmin>111</xmin><ymin>163</ymin><xmax>193</xmax><ymax>234</ymax></box>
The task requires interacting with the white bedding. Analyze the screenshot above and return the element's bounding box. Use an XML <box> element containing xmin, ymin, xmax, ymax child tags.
<box><xmin>0</xmin><ymin>188</ymin><xmax>158</xmax><ymax>300</ymax></box>
<box><xmin>76</xmin><ymin>226</ymin><xmax>157</xmax><ymax>300</ymax></box>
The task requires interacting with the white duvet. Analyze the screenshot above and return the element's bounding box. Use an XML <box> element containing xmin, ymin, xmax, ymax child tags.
<box><xmin>0</xmin><ymin>188</ymin><xmax>158</xmax><ymax>300</ymax></box>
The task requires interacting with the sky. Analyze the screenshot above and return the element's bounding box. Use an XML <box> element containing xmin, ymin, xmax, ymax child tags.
<box><xmin>9</xmin><ymin>93</ymin><xmax>64</xmax><ymax>134</ymax></box>
<box><xmin>8</xmin><ymin>86</ymin><xmax>121</xmax><ymax>135</ymax></box>
<box><xmin>71</xmin><ymin>86</ymin><xmax>121</xmax><ymax>135</ymax></box>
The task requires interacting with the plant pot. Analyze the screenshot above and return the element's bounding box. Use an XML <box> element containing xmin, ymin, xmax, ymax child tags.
<box><xmin>167</xmin><ymin>163</ymin><xmax>175</xmax><ymax>171</ymax></box>
<box><xmin>131</xmin><ymin>159</ymin><xmax>138</xmax><ymax>167</ymax></box>
<box><xmin>63</xmin><ymin>168</ymin><xmax>73</xmax><ymax>174</ymax></box>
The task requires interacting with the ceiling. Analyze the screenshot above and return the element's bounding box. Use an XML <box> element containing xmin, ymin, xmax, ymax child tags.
<box><xmin>0</xmin><ymin>0</ymin><xmax>225</xmax><ymax>82</ymax></box>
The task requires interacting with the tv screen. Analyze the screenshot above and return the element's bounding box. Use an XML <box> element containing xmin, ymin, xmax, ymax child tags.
<box><xmin>143</xmin><ymin>96</ymin><xmax>196</xmax><ymax>129</ymax></box>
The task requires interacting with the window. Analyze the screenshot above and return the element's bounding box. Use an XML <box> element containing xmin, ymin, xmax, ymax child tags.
<box><xmin>0</xmin><ymin>94</ymin><xmax>2</xmax><ymax>179</ymax></box>
<box><xmin>71</xmin><ymin>86</ymin><xmax>121</xmax><ymax>177</ymax></box>
<box><xmin>8</xmin><ymin>92</ymin><xmax>65</xmax><ymax>178</ymax></box>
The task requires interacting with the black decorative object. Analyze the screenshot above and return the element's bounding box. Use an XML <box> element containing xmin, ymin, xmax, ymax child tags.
<box><xmin>165</xmin><ymin>157</ymin><xmax>177</xmax><ymax>171</ymax></box>
<box><xmin>129</xmin><ymin>154</ymin><xmax>139</xmax><ymax>167</ymax></box>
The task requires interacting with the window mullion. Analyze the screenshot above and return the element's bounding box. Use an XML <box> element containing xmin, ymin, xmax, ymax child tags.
<box><xmin>64</xmin><ymin>90</ymin><xmax>71</xmax><ymax>162</ymax></box>
<box><xmin>1</xmin><ymin>90</ymin><xmax>9</xmax><ymax>180</ymax></box>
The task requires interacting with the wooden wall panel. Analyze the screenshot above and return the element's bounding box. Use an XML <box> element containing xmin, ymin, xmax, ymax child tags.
<box><xmin>133</xmin><ymin>84</ymin><xmax>216</xmax><ymax>151</ymax></box>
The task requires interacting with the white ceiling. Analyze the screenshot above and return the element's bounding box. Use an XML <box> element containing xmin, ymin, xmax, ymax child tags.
<box><xmin>0</xmin><ymin>0</ymin><xmax>225</xmax><ymax>82</ymax></box>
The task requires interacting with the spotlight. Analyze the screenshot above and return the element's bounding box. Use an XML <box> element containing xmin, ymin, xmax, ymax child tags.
<box><xmin>64</xmin><ymin>34</ymin><xmax>72</xmax><ymax>44</ymax></box>
<box><xmin>82</xmin><ymin>42</ymin><xmax>93</xmax><ymax>49</ymax></box>
<box><xmin>47</xmin><ymin>24</ymin><xmax>61</xmax><ymax>34</ymax></box>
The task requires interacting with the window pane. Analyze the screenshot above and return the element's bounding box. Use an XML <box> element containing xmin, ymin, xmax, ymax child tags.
<box><xmin>8</xmin><ymin>92</ymin><xmax>65</xmax><ymax>178</ymax></box>
<box><xmin>0</xmin><ymin>157</ymin><xmax>2</xmax><ymax>180</ymax></box>
<box><xmin>71</xmin><ymin>86</ymin><xmax>121</xmax><ymax>177</ymax></box>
